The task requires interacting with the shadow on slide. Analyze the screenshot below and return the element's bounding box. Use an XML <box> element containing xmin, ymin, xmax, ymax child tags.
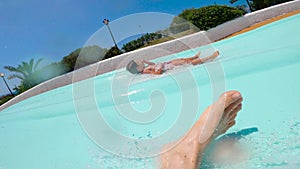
<box><xmin>216</xmin><ymin>127</ymin><xmax>259</xmax><ymax>142</ymax></box>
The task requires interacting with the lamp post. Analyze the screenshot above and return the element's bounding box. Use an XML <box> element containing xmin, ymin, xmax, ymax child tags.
<box><xmin>0</xmin><ymin>73</ymin><xmax>14</xmax><ymax>96</ymax></box>
<box><xmin>246</xmin><ymin>0</ymin><xmax>254</xmax><ymax>12</ymax></box>
<box><xmin>103</xmin><ymin>19</ymin><xmax>118</xmax><ymax>48</ymax></box>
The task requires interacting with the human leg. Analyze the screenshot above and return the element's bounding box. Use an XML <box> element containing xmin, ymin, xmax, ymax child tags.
<box><xmin>160</xmin><ymin>91</ymin><xmax>242</xmax><ymax>169</ymax></box>
<box><xmin>191</xmin><ymin>51</ymin><xmax>219</xmax><ymax>65</ymax></box>
<box><xmin>167</xmin><ymin>52</ymin><xmax>201</xmax><ymax>66</ymax></box>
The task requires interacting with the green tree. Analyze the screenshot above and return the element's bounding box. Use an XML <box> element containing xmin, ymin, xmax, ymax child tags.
<box><xmin>175</xmin><ymin>5</ymin><xmax>245</xmax><ymax>31</ymax></box>
<box><xmin>38</xmin><ymin>62</ymin><xmax>68</xmax><ymax>81</ymax></box>
<box><xmin>122</xmin><ymin>33</ymin><xmax>162</xmax><ymax>52</ymax></box>
<box><xmin>61</xmin><ymin>48</ymin><xmax>81</xmax><ymax>72</ymax></box>
<box><xmin>4</xmin><ymin>58</ymin><xmax>43</xmax><ymax>90</ymax></box>
<box><xmin>61</xmin><ymin>45</ymin><xmax>108</xmax><ymax>72</ymax></box>
<box><xmin>4</xmin><ymin>61</ymin><xmax>67</xmax><ymax>94</ymax></box>
<box><xmin>235</xmin><ymin>5</ymin><xmax>248</xmax><ymax>14</ymax></box>
<box><xmin>230</xmin><ymin>0</ymin><xmax>294</xmax><ymax>11</ymax></box>
<box><xmin>103</xmin><ymin>46</ymin><xmax>123</xmax><ymax>59</ymax></box>
<box><xmin>13</xmin><ymin>83</ymin><xmax>29</xmax><ymax>93</ymax></box>
<box><xmin>0</xmin><ymin>94</ymin><xmax>14</xmax><ymax>105</ymax></box>
<box><xmin>168</xmin><ymin>16</ymin><xmax>199</xmax><ymax>34</ymax></box>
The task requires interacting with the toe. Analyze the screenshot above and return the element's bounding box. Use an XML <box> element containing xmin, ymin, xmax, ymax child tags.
<box><xmin>228</xmin><ymin>120</ymin><xmax>236</xmax><ymax>128</ymax></box>
<box><xmin>229</xmin><ymin>104</ymin><xmax>242</xmax><ymax>118</ymax></box>
<box><xmin>218</xmin><ymin>90</ymin><xmax>242</xmax><ymax>108</ymax></box>
<box><xmin>224</xmin><ymin>98</ymin><xmax>243</xmax><ymax>115</ymax></box>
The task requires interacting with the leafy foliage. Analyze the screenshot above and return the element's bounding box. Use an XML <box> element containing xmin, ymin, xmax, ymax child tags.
<box><xmin>103</xmin><ymin>46</ymin><xmax>123</xmax><ymax>59</ymax></box>
<box><xmin>38</xmin><ymin>62</ymin><xmax>68</xmax><ymax>81</ymax></box>
<box><xmin>4</xmin><ymin>58</ymin><xmax>44</xmax><ymax>90</ymax></box>
<box><xmin>61</xmin><ymin>48</ymin><xmax>81</xmax><ymax>72</ymax></box>
<box><xmin>3</xmin><ymin>46</ymin><xmax>109</xmax><ymax>95</ymax></box>
<box><xmin>61</xmin><ymin>45</ymin><xmax>108</xmax><ymax>72</ymax></box>
<box><xmin>235</xmin><ymin>5</ymin><xmax>248</xmax><ymax>14</ymax></box>
<box><xmin>0</xmin><ymin>94</ymin><xmax>14</xmax><ymax>106</ymax></box>
<box><xmin>122</xmin><ymin>33</ymin><xmax>162</xmax><ymax>52</ymax></box>
<box><xmin>231</xmin><ymin>0</ymin><xmax>294</xmax><ymax>11</ymax></box>
<box><xmin>12</xmin><ymin>84</ymin><xmax>26</xmax><ymax>93</ymax></box>
<box><xmin>176</xmin><ymin>5</ymin><xmax>245</xmax><ymax>31</ymax></box>
<box><xmin>168</xmin><ymin>17</ymin><xmax>199</xmax><ymax>34</ymax></box>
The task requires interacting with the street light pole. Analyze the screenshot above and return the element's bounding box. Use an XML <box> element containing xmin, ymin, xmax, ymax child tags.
<box><xmin>103</xmin><ymin>19</ymin><xmax>118</xmax><ymax>48</ymax></box>
<box><xmin>0</xmin><ymin>73</ymin><xmax>15</xmax><ymax>96</ymax></box>
<box><xmin>246</xmin><ymin>0</ymin><xmax>254</xmax><ymax>12</ymax></box>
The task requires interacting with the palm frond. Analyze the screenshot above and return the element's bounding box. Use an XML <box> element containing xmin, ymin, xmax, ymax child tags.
<box><xmin>4</xmin><ymin>66</ymin><xmax>19</xmax><ymax>72</ymax></box>
<box><xmin>4</xmin><ymin>58</ymin><xmax>45</xmax><ymax>89</ymax></box>
<box><xmin>7</xmin><ymin>74</ymin><xmax>24</xmax><ymax>80</ymax></box>
<box><xmin>34</xmin><ymin>58</ymin><xmax>43</xmax><ymax>71</ymax></box>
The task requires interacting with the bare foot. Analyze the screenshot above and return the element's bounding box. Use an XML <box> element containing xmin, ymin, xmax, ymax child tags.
<box><xmin>202</xmin><ymin>51</ymin><xmax>219</xmax><ymax>62</ymax></box>
<box><xmin>191</xmin><ymin>51</ymin><xmax>219</xmax><ymax>65</ymax></box>
<box><xmin>160</xmin><ymin>91</ymin><xmax>243</xmax><ymax>169</ymax></box>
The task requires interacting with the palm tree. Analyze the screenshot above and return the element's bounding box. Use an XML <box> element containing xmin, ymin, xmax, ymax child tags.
<box><xmin>4</xmin><ymin>58</ymin><xmax>43</xmax><ymax>90</ymax></box>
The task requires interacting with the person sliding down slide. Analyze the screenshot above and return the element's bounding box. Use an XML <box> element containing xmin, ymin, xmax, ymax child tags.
<box><xmin>160</xmin><ymin>91</ymin><xmax>243</xmax><ymax>169</ymax></box>
<box><xmin>126</xmin><ymin>51</ymin><xmax>219</xmax><ymax>75</ymax></box>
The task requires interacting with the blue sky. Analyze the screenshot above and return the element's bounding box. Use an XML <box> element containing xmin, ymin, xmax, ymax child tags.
<box><xmin>0</xmin><ymin>0</ymin><xmax>246</xmax><ymax>95</ymax></box>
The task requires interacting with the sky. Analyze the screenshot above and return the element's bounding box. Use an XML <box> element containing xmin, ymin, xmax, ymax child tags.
<box><xmin>0</xmin><ymin>0</ymin><xmax>247</xmax><ymax>96</ymax></box>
